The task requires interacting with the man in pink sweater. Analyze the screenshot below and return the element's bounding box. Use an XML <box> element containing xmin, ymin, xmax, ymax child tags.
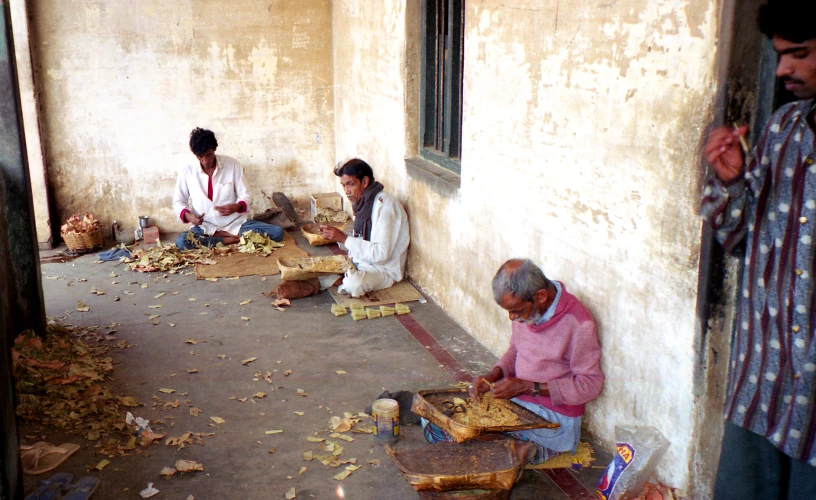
<box><xmin>422</xmin><ymin>259</ymin><xmax>604</xmax><ymax>463</ymax></box>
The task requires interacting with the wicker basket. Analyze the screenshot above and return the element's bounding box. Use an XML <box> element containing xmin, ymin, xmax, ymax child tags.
<box><xmin>386</xmin><ymin>440</ymin><xmax>525</xmax><ymax>492</ymax></box>
<box><xmin>277</xmin><ymin>255</ymin><xmax>354</xmax><ymax>281</ymax></box>
<box><xmin>411</xmin><ymin>390</ymin><xmax>559</xmax><ymax>443</ymax></box>
<box><xmin>62</xmin><ymin>227</ymin><xmax>104</xmax><ymax>253</ymax></box>
<box><xmin>300</xmin><ymin>223</ymin><xmax>334</xmax><ymax>246</ymax></box>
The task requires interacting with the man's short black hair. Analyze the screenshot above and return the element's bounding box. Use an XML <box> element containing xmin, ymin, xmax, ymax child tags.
<box><xmin>334</xmin><ymin>158</ymin><xmax>375</xmax><ymax>183</ymax></box>
<box><xmin>758</xmin><ymin>1</ymin><xmax>816</xmax><ymax>43</ymax></box>
<box><xmin>189</xmin><ymin>128</ymin><xmax>218</xmax><ymax>156</ymax></box>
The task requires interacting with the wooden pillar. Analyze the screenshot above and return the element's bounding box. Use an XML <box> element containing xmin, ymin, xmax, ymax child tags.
<box><xmin>0</xmin><ymin>0</ymin><xmax>42</xmax><ymax>497</ymax></box>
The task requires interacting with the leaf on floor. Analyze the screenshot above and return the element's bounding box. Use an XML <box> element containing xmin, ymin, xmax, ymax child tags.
<box><xmin>241</xmin><ymin>316</ymin><xmax>250</xmax><ymax>321</ymax></box>
<box><xmin>293</xmin><ymin>411</ymin><xmax>304</xmax><ymax>416</ymax></box>
<box><xmin>240</xmin><ymin>299</ymin><xmax>252</xmax><ymax>305</ymax></box>
<box><xmin>268</xmin><ymin>447</ymin><xmax>276</xmax><ymax>453</ymax></box>
<box><xmin>209</xmin><ymin>416</ymin><xmax>225</xmax><ymax>425</ymax></box>
<box><xmin>284</xmin><ymin>370</ymin><xmax>292</xmax><ymax>376</ymax></box>
<box><xmin>159</xmin><ymin>467</ymin><xmax>177</xmax><ymax>477</ymax></box>
<box><xmin>154</xmin><ymin>293</ymin><xmax>166</xmax><ymax>299</ymax></box>
<box><xmin>242</xmin><ymin>357</ymin><xmax>257</xmax><ymax>365</ymax></box>
<box><xmin>168</xmin><ymin>323</ymin><xmax>176</xmax><ymax>327</ymax></box>
<box><xmin>189</xmin><ymin>407</ymin><xmax>201</xmax><ymax>417</ymax></box>
<box><xmin>175</xmin><ymin>460</ymin><xmax>204</xmax><ymax>473</ymax></box>
<box><xmin>148</xmin><ymin>314</ymin><xmax>161</xmax><ymax>320</ymax></box>
<box><xmin>141</xmin><ymin>284</ymin><xmax>148</xmax><ymax>288</ymax></box>
<box><xmin>185</xmin><ymin>339</ymin><xmax>200</xmax><ymax>345</ymax></box>
<box><xmin>91</xmin><ymin>288</ymin><xmax>106</xmax><ymax>295</ymax></box>
<box><xmin>306</xmin><ymin>437</ymin><xmax>324</xmax><ymax>443</ymax></box>
<box><xmin>188</xmin><ymin>298</ymin><xmax>196</xmax><ymax>302</ymax></box>
<box><xmin>159</xmin><ymin>388</ymin><xmax>176</xmax><ymax>394</ymax></box>
<box><xmin>76</xmin><ymin>300</ymin><xmax>90</xmax><ymax>312</ymax></box>
<box><xmin>334</xmin><ymin>470</ymin><xmax>352</xmax><ymax>481</ymax></box>
<box><xmin>253</xmin><ymin>392</ymin><xmax>267</xmax><ymax>399</ymax></box>
<box><xmin>217</xmin><ymin>354</ymin><xmax>226</xmax><ymax>359</ymax></box>
<box><xmin>298</xmin><ymin>466</ymin><xmax>307</xmax><ymax>475</ymax></box>
<box><xmin>94</xmin><ymin>459</ymin><xmax>110</xmax><ymax>470</ymax></box>
<box><xmin>330</xmin><ymin>416</ymin><xmax>353</xmax><ymax>433</ymax></box>
<box><xmin>265</xmin><ymin>429</ymin><xmax>283</xmax><ymax>434</ymax></box>
<box><xmin>285</xmin><ymin>487</ymin><xmax>296</xmax><ymax>500</ymax></box>
<box><xmin>297</xmin><ymin>389</ymin><xmax>308</xmax><ymax>397</ymax></box>
<box><xmin>335</xmin><ymin>370</ymin><xmax>346</xmax><ymax>375</ymax></box>
<box><xmin>187</xmin><ymin>369</ymin><xmax>198</xmax><ymax>374</ymax></box>
<box><xmin>205</xmin><ymin>278</ymin><xmax>218</xmax><ymax>282</ymax></box>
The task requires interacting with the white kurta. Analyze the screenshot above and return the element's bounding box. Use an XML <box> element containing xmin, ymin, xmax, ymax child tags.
<box><xmin>342</xmin><ymin>191</ymin><xmax>409</xmax><ymax>284</ymax></box>
<box><xmin>172</xmin><ymin>155</ymin><xmax>250</xmax><ymax>236</ymax></box>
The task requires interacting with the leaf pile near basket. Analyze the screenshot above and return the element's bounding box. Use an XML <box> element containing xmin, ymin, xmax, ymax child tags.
<box><xmin>60</xmin><ymin>213</ymin><xmax>104</xmax><ymax>253</ymax></box>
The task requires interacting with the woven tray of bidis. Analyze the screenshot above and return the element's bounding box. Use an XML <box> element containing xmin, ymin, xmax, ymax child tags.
<box><xmin>411</xmin><ymin>389</ymin><xmax>559</xmax><ymax>443</ymax></box>
<box><xmin>277</xmin><ymin>255</ymin><xmax>354</xmax><ymax>281</ymax></box>
<box><xmin>386</xmin><ymin>439</ymin><xmax>525</xmax><ymax>492</ymax></box>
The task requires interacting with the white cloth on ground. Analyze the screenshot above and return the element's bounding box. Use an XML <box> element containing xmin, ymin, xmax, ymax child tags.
<box><xmin>337</xmin><ymin>267</ymin><xmax>394</xmax><ymax>298</ymax></box>
<box><xmin>172</xmin><ymin>154</ymin><xmax>250</xmax><ymax>236</ymax></box>
<box><xmin>342</xmin><ymin>191</ymin><xmax>409</xmax><ymax>283</ymax></box>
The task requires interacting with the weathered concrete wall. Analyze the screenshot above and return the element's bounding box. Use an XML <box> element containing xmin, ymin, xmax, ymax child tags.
<box><xmin>333</xmin><ymin>0</ymin><xmax>721</xmax><ymax>492</ymax></box>
<box><xmin>28</xmin><ymin>0</ymin><xmax>335</xmax><ymax>234</ymax></box>
<box><xmin>9</xmin><ymin>0</ymin><xmax>51</xmax><ymax>247</ymax></box>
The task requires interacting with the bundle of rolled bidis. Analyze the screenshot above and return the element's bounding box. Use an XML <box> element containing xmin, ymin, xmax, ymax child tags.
<box><xmin>331</xmin><ymin>304</ymin><xmax>348</xmax><ymax>316</ymax></box>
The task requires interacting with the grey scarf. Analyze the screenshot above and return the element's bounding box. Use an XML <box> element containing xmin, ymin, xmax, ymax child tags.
<box><xmin>353</xmin><ymin>181</ymin><xmax>384</xmax><ymax>241</ymax></box>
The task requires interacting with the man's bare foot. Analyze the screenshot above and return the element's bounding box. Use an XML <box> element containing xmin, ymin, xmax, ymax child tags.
<box><xmin>221</xmin><ymin>235</ymin><xmax>240</xmax><ymax>245</ymax></box>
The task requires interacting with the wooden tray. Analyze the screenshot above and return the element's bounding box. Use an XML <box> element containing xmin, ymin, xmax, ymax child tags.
<box><xmin>411</xmin><ymin>389</ymin><xmax>559</xmax><ymax>443</ymax></box>
<box><xmin>386</xmin><ymin>439</ymin><xmax>524</xmax><ymax>492</ymax></box>
<box><xmin>277</xmin><ymin>255</ymin><xmax>353</xmax><ymax>281</ymax></box>
<box><xmin>301</xmin><ymin>223</ymin><xmax>334</xmax><ymax>246</ymax></box>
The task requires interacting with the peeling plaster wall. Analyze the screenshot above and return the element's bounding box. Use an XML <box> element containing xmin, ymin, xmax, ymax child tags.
<box><xmin>29</xmin><ymin>0</ymin><xmax>335</xmax><ymax>233</ymax></box>
<box><xmin>9</xmin><ymin>0</ymin><xmax>51</xmax><ymax>247</ymax></box>
<box><xmin>333</xmin><ymin>0</ymin><xmax>722</xmax><ymax>492</ymax></box>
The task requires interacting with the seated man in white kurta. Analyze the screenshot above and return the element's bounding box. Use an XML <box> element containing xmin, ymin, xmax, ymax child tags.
<box><xmin>173</xmin><ymin>127</ymin><xmax>283</xmax><ymax>249</ymax></box>
<box><xmin>318</xmin><ymin>159</ymin><xmax>409</xmax><ymax>297</ymax></box>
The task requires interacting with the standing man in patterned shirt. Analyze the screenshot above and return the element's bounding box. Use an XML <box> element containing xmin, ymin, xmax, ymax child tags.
<box><xmin>701</xmin><ymin>2</ymin><xmax>816</xmax><ymax>497</ymax></box>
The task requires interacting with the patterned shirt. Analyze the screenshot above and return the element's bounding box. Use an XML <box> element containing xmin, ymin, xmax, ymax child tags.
<box><xmin>701</xmin><ymin>99</ymin><xmax>816</xmax><ymax>465</ymax></box>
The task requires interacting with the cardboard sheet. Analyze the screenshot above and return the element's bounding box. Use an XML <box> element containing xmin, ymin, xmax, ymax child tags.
<box><xmin>328</xmin><ymin>280</ymin><xmax>425</xmax><ymax>307</ymax></box>
<box><xmin>194</xmin><ymin>232</ymin><xmax>308</xmax><ymax>279</ymax></box>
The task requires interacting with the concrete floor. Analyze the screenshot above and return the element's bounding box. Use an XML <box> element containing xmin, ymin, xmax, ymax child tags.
<box><xmin>24</xmin><ymin>231</ymin><xmax>610</xmax><ymax>499</ymax></box>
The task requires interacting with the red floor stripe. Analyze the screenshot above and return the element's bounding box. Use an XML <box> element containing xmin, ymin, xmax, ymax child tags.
<box><xmin>395</xmin><ymin>314</ymin><xmax>472</xmax><ymax>383</ymax></box>
<box><xmin>541</xmin><ymin>469</ymin><xmax>595</xmax><ymax>499</ymax></box>
<box><xmin>323</xmin><ymin>238</ymin><xmax>591</xmax><ymax>499</ymax></box>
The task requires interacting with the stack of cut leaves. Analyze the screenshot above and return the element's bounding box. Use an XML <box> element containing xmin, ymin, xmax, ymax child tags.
<box><xmin>125</xmin><ymin>241</ymin><xmax>217</xmax><ymax>273</ymax></box>
<box><xmin>313</xmin><ymin>207</ymin><xmax>350</xmax><ymax>225</ymax></box>
<box><xmin>12</xmin><ymin>322</ymin><xmax>145</xmax><ymax>455</ymax></box>
<box><xmin>238</xmin><ymin>231</ymin><xmax>284</xmax><ymax>256</ymax></box>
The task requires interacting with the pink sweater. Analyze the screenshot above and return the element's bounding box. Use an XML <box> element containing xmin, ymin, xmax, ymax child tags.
<box><xmin>494</xmin><ymin>284</ymin><xmax>603</xmax><ymax>417</ymax></box>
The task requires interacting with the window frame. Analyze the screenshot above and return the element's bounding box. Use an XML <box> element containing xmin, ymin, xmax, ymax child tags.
<box><xmin>419</xmin><ymin>0</ymin><xmax>464</xmax><ymax>175</ymax></box>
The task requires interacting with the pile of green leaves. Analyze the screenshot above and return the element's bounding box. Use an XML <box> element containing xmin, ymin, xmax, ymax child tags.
<box><xmin>238</xmin><ymin>231</ymin><xmax>284</xmax><ymax>256</ymax></box>
<box><xmin>125</xmin><ymin>240</ymin><xmax>216</xmax><ymax>273</ymax></box>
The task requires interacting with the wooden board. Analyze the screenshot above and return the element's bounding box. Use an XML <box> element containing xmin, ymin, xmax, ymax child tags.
<box><xmin>194</xmin><ymin>232</ymin><xmax>308</xmax><ymax>279</ymax></box>
<box><xmin>328</xmin><ymin>280</ymin><xmax>425</xmax><ymax>307</ymax></box>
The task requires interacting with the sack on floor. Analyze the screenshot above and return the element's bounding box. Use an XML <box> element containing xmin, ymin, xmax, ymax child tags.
<box><xmin>270</xmin><ymin>278</ymin><xmax>321</xmax><ymax>300</ymax></box>
<box><xmin>596</xmin><ymin>426</ymin><xmax>669</xmax><ymax>500</ymax></box>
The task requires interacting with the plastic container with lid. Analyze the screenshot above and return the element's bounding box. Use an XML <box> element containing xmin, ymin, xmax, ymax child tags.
<box><xmin>373</xmin><ymin>398</ymin><xmax>400</xmax><ymax>444</ymax></box>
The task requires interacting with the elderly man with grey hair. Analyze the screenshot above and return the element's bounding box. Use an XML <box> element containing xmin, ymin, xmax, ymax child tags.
<box><xmin>421</xmin><ymin>259</ymin><xmax>604</xmax><ymax>463</ymax></box>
